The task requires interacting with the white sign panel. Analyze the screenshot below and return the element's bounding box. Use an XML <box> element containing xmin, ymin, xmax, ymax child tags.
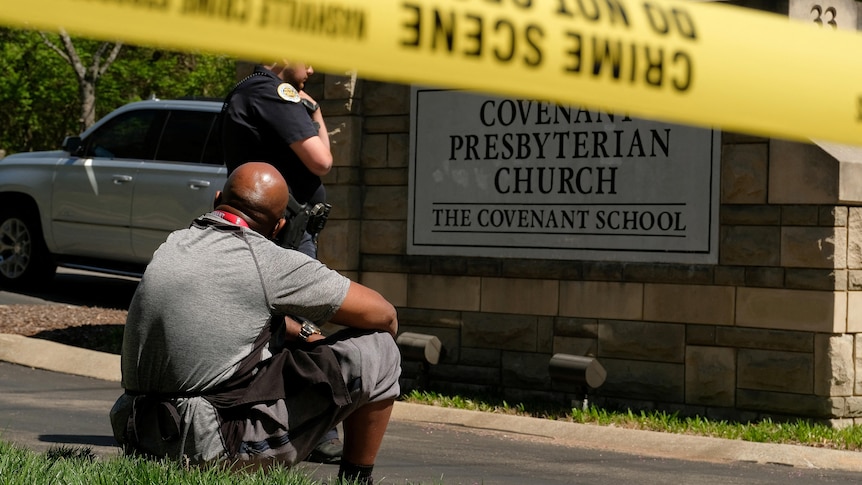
<box><xmin>408</xmin><ymin>89</ymin><xmax>720</xmax><ymax>263</ymax></box>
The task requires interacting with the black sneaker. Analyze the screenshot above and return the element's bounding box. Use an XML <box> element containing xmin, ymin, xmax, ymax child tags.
<box><xmin>306</xmin><ymin>438</ymin><xmax>343</xmax><ymax>464</ymax></box>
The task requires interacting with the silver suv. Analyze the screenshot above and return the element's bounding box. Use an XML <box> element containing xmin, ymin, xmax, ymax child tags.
<box><xmin>0</xmin><ymin>98</ymin><xmax>226</xmax><ymax>288</ymax></box>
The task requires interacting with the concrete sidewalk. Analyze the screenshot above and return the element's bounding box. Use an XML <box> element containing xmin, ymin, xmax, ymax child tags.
<box><xmin>2</xmin><ymin>333</ymin><xmax>861</xmax><ymax>473</ymax></box>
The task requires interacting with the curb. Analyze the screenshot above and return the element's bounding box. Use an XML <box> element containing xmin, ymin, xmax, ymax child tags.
<box><xmin>2</xmin><ymin>333</ymin><xmax>861</xmax><ymax>472</ymax></box>
<box><xmin>0</xmin><ymin>334</ymin><xmax>120</xmax><ymax>382</ymax></box>
<box><xmin>391</xmin><ymin>403</ymin><xmax>862</xmax><ymax>472</ymax></box>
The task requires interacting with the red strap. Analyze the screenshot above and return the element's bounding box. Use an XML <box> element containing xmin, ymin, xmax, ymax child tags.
<box><xmin>212</xmin><ymin>210</ymin><xmax>249</xmax><ymax>228</ymax></box>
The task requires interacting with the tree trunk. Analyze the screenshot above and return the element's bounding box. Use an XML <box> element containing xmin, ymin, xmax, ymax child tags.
<box><xmin>39</xmin><ymin>30</ymin><xmax>122</xmax><ymax>131</ymax></box>
<box><xmin>80</xmin><ymin>81</ymin><xmax>97</xmax><ymax>131</ymax></box>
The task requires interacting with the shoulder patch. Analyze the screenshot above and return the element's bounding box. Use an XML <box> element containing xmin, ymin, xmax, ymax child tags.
<box><xmin>276</xmin><ymin>83</ymin><xmax>301</xmax><ymax>103</ymax></box>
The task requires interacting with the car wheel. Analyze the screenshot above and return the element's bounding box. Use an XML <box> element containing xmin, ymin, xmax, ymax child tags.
<box><xmin>0</xmin><ymin>208</ymin><xmax>56</xmax><ymax>289</ymax></box>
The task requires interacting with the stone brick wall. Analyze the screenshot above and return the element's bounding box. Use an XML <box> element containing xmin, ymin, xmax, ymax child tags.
<box><xmin>314</xmin><ymin>74</ymin><xmax>862</xmax><ymax>423</ymax></box>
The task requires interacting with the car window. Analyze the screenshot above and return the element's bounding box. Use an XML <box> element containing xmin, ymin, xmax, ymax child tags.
<box><xmin>83</xmin><ymin>110</ymin><xmax>163</xmax><ymax>160</ymax></box>
<box><xmin>201</xmin><ymin>117</ymin><xmax>224</xmax><ymax>166</ymax></box>
<box><xmin>156</xmin><ymin>110</ymin><xmax>219</xmax><ymax>164</ymax></box>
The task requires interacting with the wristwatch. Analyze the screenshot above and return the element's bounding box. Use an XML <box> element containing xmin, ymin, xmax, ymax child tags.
<box><xmin>298</xmin><ymin>321</ymin><xmax>322</xmax><ymax>341</ymax></box>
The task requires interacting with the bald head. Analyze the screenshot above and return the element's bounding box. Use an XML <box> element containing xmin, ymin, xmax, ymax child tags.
<box><xmin>216</xmin><ymin>162</ymin><xmax>289</xmax><ymax>237</ymax></box>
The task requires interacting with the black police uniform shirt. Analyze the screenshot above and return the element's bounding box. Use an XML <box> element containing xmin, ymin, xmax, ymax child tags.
<box><xmin>222</xmin><ymin>66</ymin><xmax>325</xmax><ymax>206</ymax></box>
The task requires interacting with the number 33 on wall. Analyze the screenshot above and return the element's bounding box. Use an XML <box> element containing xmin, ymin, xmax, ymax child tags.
<box><xmin>811</xmin><ymin>5</ymin><xmax>838</xmax><ymax>28</ymax></box>
<box><xmin>790</xmin><ymin>0</ymin><xmax>853</xmax><ymax>29</ymax></box>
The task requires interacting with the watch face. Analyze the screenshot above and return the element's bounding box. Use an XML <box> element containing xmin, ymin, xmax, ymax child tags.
<box><xmin>300</xmin><ymin>322</ymin><xmax>320</xmax><ymax>340</ymax></box>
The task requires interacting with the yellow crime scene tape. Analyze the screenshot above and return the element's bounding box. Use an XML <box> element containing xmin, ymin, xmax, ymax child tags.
<box><xmin>0</xmin><ymin>0</ymin><xmax>860</xmax><ymax>145</ymax></box>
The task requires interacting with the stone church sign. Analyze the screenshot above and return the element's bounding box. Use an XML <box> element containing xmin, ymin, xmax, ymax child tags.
<box><xmin>408</xmin><ymin>88</ymin><xmax>720</xmax><ymax>263</ymax></box>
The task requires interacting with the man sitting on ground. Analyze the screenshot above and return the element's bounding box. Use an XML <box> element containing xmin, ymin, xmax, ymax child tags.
<box><xmin>110</xmin><ymin>162</ymin><xmax>400</xmax><ymax>484</ymax></box>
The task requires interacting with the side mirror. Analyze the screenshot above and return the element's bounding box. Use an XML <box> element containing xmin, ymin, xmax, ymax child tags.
<box><xmin>61</xmin><ymin>136</ymin><xmax>82</xmax><ymax>155</ymax></box>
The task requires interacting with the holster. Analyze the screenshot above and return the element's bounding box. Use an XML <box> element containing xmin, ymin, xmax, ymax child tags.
<box><xmin>278</xmin><ymin>195</ymin><xmax>331</xmax><ymax>250</ymax></box>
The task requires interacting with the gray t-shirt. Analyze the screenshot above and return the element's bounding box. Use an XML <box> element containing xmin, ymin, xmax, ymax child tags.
<box><xmin>120</xmin><ymin>213</ymin><xmax>350</xmax><ymax>394</ymax></box>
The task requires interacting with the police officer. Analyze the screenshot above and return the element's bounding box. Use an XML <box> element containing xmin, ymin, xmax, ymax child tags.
<box><xmin>222</xmin><ymin>60</ymin><xmax>332</xmax><ymax>257</ymax></box>
<box><xmin>221</xmin><ymin>60</ymin><xmax>341</xmax><ymax>461</ymax></box>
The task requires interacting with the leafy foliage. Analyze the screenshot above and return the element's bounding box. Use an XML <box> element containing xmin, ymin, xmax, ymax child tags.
<box><xmin>0</xmin><ymin>28</ymin><xmax>79</xmax><ymax>154</ymax></box>
<box><xmin>0</xmin><ymin>28</ymin><xmax>236</xmax><ymax>155</ymax></box>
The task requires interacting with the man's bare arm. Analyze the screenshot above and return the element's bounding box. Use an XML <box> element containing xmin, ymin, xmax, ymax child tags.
<box><xmin>291</xmin><ymin>136</ymin><xmax>332</xmax><ymax>176</ymax></box>
<box><xmin>291</xmin><ymin>91</ymin><xmax>332</xmax><ymax>176</ymax></box>
<box><xmin>329</xmin><ymin>282</ymin><xmax>398</xmax><ymax>337</ymax></box>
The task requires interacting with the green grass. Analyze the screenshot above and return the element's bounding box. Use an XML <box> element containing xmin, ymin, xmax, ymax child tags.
<box><xmin>0</xmin><ymin>442</ymin><xmax>322</xmax><ymax>485</ymax></box>
<box><xmin>401</xmin><ymin>389</ymin><xmax>862</xmax><ymax>451</ymax></box>
<box><xmin>0</xmin><ymin>442</ymin><xmax>435</xmax><ymax>484</ymax></box>
<box><xmin>4</xmin><ymin>391</ymin><xmax>861</xmax><ymax>483</ymax></box>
